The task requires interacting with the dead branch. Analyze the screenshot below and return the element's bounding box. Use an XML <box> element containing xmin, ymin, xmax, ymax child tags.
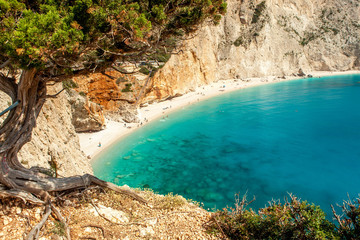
<box><xmin>43</xmin><ymin>88</ymin><xmax>66</xmax><ymax>99</ymax></box>
<box><xmin>89</xmin><ymin>199</ymin><xmax>116</xmax><ymax>223</ymax></box>
<box><xmin>25</xmin><ymin>204</ymin><xmax>51</xmax><ymax>240</ymax></box>
<box><xmin>0</xmin><ymin>184</ymin><xmax>44</xmax><ymax>205</ymax></box>
<box><xmin>331</xmin><ymin>204</ymin><xmax>344</xmax><ymax>227</ymax></box>
<box><xmin>81</xmin><ymin>224</ymin><xmax>106</xmax><ymax>238</ymax></box>
<box><xmin>111</xmin><ymin>65</ymin><xmax>140</xmax><ymax>74</ymax></box>
<box><xmin>213</xmin><ymin>215</ymin><xmax>228</xmax><ymax>240</ymax></box>
<box><xmin>0</xmin><ymin>59</ymin><xmax>12</xmax><ymax>69</ymax></box>
<box><xmin>100</xmin><ymin>71</ymin><xmax>116</xmax><ymax>79</ymax></box>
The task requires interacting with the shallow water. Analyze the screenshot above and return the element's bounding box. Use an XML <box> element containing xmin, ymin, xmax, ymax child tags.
<box><xmin>93</xmin><ymin>74</ymin><xmax>360</xmax><ymax>216</ymax></box>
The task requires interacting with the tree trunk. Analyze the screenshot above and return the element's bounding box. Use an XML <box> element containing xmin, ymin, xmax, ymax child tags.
<box><xmin>0</xmin><ymin>69</ymin><xmax>146</xmax><ymax>204</ymax></box>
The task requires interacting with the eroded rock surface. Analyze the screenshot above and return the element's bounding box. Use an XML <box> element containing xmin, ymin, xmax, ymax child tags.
<box><xmin>17</xmin><ymin>83</ymin><xmax>93</xmax><ymax>177</ymax></box>
<box><xmin>69</xmin><ymin>90</ymin><xmax>106</xmax><ymax>132</ymax></box>
<box><xmin>144</xmin><ymin>0</ymin><xmax>360</xmax><ymax>102</ymax></box>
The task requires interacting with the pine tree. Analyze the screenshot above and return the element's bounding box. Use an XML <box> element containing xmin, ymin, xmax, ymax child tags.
<box><xmin>0</xmin><ymin>0</ymin><xmax>226</xmax><ymax>237</ymax></box>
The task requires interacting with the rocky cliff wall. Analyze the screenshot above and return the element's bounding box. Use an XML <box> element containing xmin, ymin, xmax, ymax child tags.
<box><xmin>2</xmin><ymin>0</ymin><xmax>359</xmax><ymax>176</ymax></box>
<box><xmin>144</xmin><ymin>0</ymin><xmax>360</xmax><ymax>102</ymax></box>
<box><xmin>11</xmin><ymin>84</ymin><xmax>93</xmax><ymax>177</ymax></box>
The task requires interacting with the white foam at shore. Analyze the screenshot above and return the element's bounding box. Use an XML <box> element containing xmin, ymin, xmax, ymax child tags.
<box><xmin>78</xmin><ymin>70</ymin><xmax>360</xmax><ymax>160</ymax></box>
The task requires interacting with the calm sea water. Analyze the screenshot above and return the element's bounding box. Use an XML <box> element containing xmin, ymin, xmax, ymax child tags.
<box><xmin>93</xmin><ymin>74</ymin><xmax>360</xmax><ymax>216</ymax></box>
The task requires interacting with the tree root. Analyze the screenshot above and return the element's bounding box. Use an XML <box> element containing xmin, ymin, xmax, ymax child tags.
<box><xmin>0</xmin><ymin>184</ymin><xmax>44</xmax><ymax>205</ymax></box>
<box><xmin>81</xmin><ymin>224</ymin><xmax>107</xmax><ymax>238</ymax></box>
<box><xmin>25</xmin><ymin>204</ymin><xmax>51</xmax><ymax>240</ymax></box>
<box><xmin>0</xmin><ymin>174</ymin><xmax>148</xmax><ymax>239</ymax></box>
<box><xmin>51</xmin><ymin>204</ymin><xmax>71</xmax><ymax>240</ymax></box>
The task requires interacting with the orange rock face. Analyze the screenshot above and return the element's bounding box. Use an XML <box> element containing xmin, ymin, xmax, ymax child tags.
<box><xmin>73</xmin><ymin>70</ymin><xmax>140</xmax><ymax>111</ymax></box>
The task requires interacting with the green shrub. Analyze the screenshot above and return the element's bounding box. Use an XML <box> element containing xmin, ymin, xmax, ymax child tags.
<box><xmin>139</xmin><ymin>66</ymin><xmax>150</xmax><ymax>75</ymax></box>
<box><xmin>251</xmin><ymin>1</ymin><xmax>266</xmax><ymax>24</ymax></box>
<box><xmin>300</xmin><ymin>31</ymin><xmax>318</xmax><ymax>46</ymax></box>
<box><xmin>121</xmin><ymin>83</ymin><xmax>133</xmax><ymax>92</ymax></box>
<box><xmin>207</xmin><ymin>193</ymin><xmax>339</xmax><ymax>239</ymax></box>
<box><xmin>233</xmin><ymin>37</ymin><xmax>244</xmax><ymax>47</ymax></box>
<box><xmin>62</xmin><ymin>79</ymin><xmax>78</xmax><ymax>89</ymax></box>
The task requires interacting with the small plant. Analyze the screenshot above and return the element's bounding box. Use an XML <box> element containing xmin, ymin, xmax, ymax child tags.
<box><xmin>233</xmin><ymin>37</ymin><xmax>244</xmax><ymax>47</ymax></box>
<box><xmin>116</xmin><ymin>76</ymin><xmax>127</xmax><ymax>85</ymax></box>
<box><xmin>159</xmin><ymin>193</ymin><xmax>187</xmax><ymax>209</ymax></box>
<box><xmin>62</xmin><ymin>79</ymin><xmax>78</xmax><ymax>89</ymax></box>
<box><xmin>300</xmin><ymin>31</ymin><xmax>318</xmax><ymax>46</ymax></box>
<box><xmin>51</xmin><ymin>220</ymin><xmax>66</xmax><ymax>236</ymax></box>
<box><xmin>251</xmin><ymin>1</ymin><xmax>266</xmax><ymax>24</ymax></box>
<box><xmin>213</xmin><ymin>14</ymin><xmax>222</xmax><ymax>25</ymax></box>
<box><xmin>332</xmin><ymin>196</ymin><xmax>360</xmax><ymax>239</ymax></box>
<box><xmin>48</xmin><ymin>158</ymin><xmax>58</xmax><ymax>178</ymax></box>
<box><xmin>121</xmin><ymin>83</ymin><xmax>133</xmax><ymax>92</ymax></box>
<box><xmin>21</xmin><ymin>160</ymin><xmax>28</xmax><ymax>165</ymax></box>
<box><xmin>79</xmin><ymin>91</ymin><xmax>86</xmax><ymax>97</ymax></box>
<box><xmin>139</xmin><ymin>66</ymin><xmax>150</xmax><ymax>75</ymax></box>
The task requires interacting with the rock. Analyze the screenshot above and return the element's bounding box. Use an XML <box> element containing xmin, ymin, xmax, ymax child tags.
<box><xmin>18</xmin><ymin>83</ymin><xmax>93</xmax><ymax>177</ymax></box>
<box><xmin>72</xmin><ymin>69</ymin><xmax>141</xmax><ymax>123</ymax></box>
<box><xmin>3</xmin><ymin>216</ymin><xmax>11</xmax><ymax>225</ymax></box>
<box><xmin>0</xmin><ymin>92</ymin><xmax>11</xmax><ymax>126</ymax></box>
<box><xmin>298</xmin><ymin>68</ymin><xmax>306</xmax><ymax>77</ymax></box>
<box><xmin>146</xmin><ymin>218</ymin><xmax>158</xmax><ymax>225</ymax></box>
<box><xmin>15</xmin><ymin>207</ymin><xmax>21</xmax><ymax>214</ymax></box>
<box><xmin>106</xmin><ymin>102</ymin><xmax>139</xmax><ymax>123</ymax></box>
<box><xmin>68</xmin><ymin>90</ymin><xmax>106</xmax><ymax>132</ymax></box>
<box><xmin>89</xmin><ymin>204</ymin><xmax>129</xmax><ymax>223</ymax></box>
<box><xmin>139</xmin><ymin>226</ymin><xmax>155</xmax><ymax>237</ymax></box>
<box><xmin>240</xmin><ymin>16</ymin><xmax>247</xmax><ymax>24</ymax></box>
<box><xmin>143</xmin><ymin>0</ymin><xmax>360</xmax><ymax>103</ymax></box>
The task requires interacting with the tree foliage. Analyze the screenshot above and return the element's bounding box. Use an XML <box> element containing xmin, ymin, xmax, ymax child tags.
<box><xmin>0</xmin><ymin>0</ymin><xmax>226</xmax><ymax>71</ymax></box>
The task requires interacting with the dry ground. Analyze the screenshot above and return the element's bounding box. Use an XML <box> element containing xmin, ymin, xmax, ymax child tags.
<box><xmin>0</xmin><ymin>187</ymin><xmax>222</xmax><ymax>239</ymax></box>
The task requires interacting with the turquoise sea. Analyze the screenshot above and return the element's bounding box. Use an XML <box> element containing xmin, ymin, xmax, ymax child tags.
<box><xmin>93</xmin><ymin>74</ymin><xmax>360</xmax><ymax>216</ymax></box>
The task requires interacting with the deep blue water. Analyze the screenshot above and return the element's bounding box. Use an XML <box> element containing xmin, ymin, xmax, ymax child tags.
<box><xmin>93</xmin><ymin>74</ymin><xmax>360</xmax><ymax>216</ymax></box>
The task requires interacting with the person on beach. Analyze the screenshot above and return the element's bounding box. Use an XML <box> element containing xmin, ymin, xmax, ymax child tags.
<box><xmin>98</xmin><ymin>142</ymin><xmax>101</xmax><ymax>147</ymax></box>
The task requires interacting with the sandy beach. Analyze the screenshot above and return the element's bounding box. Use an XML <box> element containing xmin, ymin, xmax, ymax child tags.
<box><xmin>78</xmin><ymin>70</ymin><xmax>360</xmax><ymax>159</ymax></box>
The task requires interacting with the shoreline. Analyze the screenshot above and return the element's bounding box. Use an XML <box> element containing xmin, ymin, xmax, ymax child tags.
<box><xmin>78</xmin><ymin>70</ymin><xmax>360</xmax><ymax>160</ymax></box>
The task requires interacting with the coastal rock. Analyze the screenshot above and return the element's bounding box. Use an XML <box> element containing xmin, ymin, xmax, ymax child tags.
<box><xmin>143</xmin><ymin>0</ymin><xmax>360</xmax><ymax>103</ymax></box>
<box><xmin>17</xmin><ymin>83</ymin><xmax>93</xmax><ymax>177</ymax></box>
<box><xmin>105</xmin><ymin>101</ymin><xmax>140</xmax><ymax>123</ymax></box>
<box><xmin>68</xmin><ymin>90</ymin><xmax>106</xmax><ymax>132</ymax></box>
<box><xmin>2</xmin><ymin>0</ymin><xmax>359</xmax><ymax>182</ymax></box>
<box><xmin>72</xmin><ymin>69</ymin><xmax>142</xmax><ymax>123</ymax></box>
<box><xmin>298</xmin><ymin>68</ymin><xmax>306</xmax><ymax>77</ymax></box>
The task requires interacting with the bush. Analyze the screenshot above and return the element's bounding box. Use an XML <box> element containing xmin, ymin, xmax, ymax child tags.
<box><xmin>206</xmin><ymin>193</ymin><xmax>360</xmax><ymax>239</ymax></box>
<box><xmin>121</xmin><ymin>83</ymin><xmax>133</xmax><ymax>92</ymax></box>
<box><xmin>251</xmin><ymin>1</ymin><xmax>266</xmax><ymax>24</ymax></box>
<box><xmin>62</xmin><ymin>79</ymin><xmax>78</xmax><ymax>89</ymax></box>
<box><xmin>139</xmin><ymin>66</ymin><xmax>150</xmax><ymax>75</ymax></box>
<box><xmin>234</xmin><ymin>37</ymin><xmax>244</xmax><ymax>47</ymax></box>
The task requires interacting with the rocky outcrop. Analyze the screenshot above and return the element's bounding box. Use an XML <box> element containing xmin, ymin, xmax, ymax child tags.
<box><xmin>73</xmin><ymin>69</ymin><xmax>141</xmax><ymax>123</ymax></box>
<box><xmin>69</xmin><ymin>90</ymin><xmax>105</xmax><ymax>132</ymax></box>
<box><xmin>2</xmin><ymin>0</ymin><xmax>359</xmax><ymax>178</ymax></box>
<box><xmin>143</xmin><ymin>0</ymin><xmax>360</xmax><ymax>102</ymax></box>
<box><xmin>16</xmin><ymin>83</ymin><xmax>93</xmax><ymax>177</ymax></box>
